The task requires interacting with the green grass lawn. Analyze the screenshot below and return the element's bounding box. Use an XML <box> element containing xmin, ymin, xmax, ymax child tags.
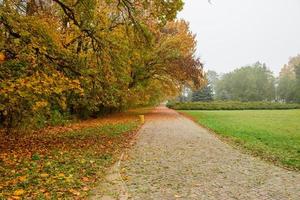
<box><xmin>182</xmin><ymin>109</ymin><xmax>300</xmax><ymax>170</ymax></box>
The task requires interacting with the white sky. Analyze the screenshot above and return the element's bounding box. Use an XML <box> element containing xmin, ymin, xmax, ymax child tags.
<box><xmin>177</xmin><ymin>0</ymin><xmax>300</xmax><ymax>76</ymax></box>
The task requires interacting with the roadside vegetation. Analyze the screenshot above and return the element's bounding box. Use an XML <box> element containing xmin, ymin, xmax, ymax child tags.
<box><xmin>167</xmin><ymin>101</ymin><xmax>300</xmax><ymax>110</ymax></box>
<box><xmin>182</xmin><ymin>110</ymin><xmax>300</xmax><ymax>170</ymax></box>
<box><xmin>176</xmin><ymin>56</ymin><xmax>300</xmax><ymax>104</ymax></box>
<box><xmin>0</xmin><ymin>0</ymin><xmax>205</xmax><ymax>130</ymax></box>
<box><xmin>171</xmin><ymin>57</ymin><xmax>300</xmax><ymax>171</ymax></box>
<box><xmin>1</xmin><ymin>0</ymin><xmax>300</xmax><ymax>198</ymax></box>
<box><xmin>0</xmin><ymin>1</ymin><xmax>206</xmax><ymax>199</ymax></box>
<box><xmin>0</xmin><ymin>110</ymin><xmax>146</xmax><ymax>199</ymax></box>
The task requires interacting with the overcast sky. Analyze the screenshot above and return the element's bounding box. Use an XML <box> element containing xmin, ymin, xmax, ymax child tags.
<box><xmin>177</xmin><ymin>0</ymin><xmax>300</xmax><ymax>76</ymax></box>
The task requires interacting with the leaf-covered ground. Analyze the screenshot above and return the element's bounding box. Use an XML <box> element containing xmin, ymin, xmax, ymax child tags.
<box><xmin>0</xmin><ymin>109</ymin><xmax>148</xmax><ymax>199</ymax></box>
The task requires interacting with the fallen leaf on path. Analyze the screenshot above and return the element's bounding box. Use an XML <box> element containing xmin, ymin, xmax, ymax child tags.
<box><xmin>39</xmin><ymin>189</ymin><xmax>46</xmax><ymax>193</ymax></box>
<box><xmin>82</xmin><ymin>186</ymin><xmax>89</xmax><ymax>191</ymax></box>
<box><xmin>82</xmin><ymin>177</ymin><xmax>89</xmax><ymax>182</ymax></box>
<box><xmin>13</xmin><ymin>189</ymin><xmax>25</xmax><ymax>196</ymax></box>
<box><xmin>69</xmin><ymin>189</ymin><xmax>80</xmax><ymax>196</ymax></box>
<box><xmin>18</xmin><ymin>175</ymin><xmax>27</xmax><ymax>182</ymax></box>
<box><xmin>10</xmin><ymin>196</ymin><xmax>21</xmax><ymax>200</ymax></box>
<box><xmin>40</xmin><ymin>173</ymin><xmax>49</xmax><ymax>178</ymax></box>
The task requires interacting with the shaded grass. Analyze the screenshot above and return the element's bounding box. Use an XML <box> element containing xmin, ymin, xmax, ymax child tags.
<box><xmin>0</xmin><ymin>110</ymin><xmax>146</xmax><ymax>199</ymax></box>
<box><xmin>182</xmin><ymin>110</ymin><xmax>300</xmax><ymax>170</ymax></box>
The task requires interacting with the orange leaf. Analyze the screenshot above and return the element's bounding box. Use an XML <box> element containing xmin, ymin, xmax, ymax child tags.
<box><xmin>69</xmin><ymin>189</ymin><xmax>80</xmax><ymax>196</ymax></box>
<box><xmin>13</xmin><ymin>189</ymin><xmax>25</xmax><ymax>196</ymax></box>
<box><xmin>18</xmin><ymin>176</ymin><xmax>27</xmax><ymax>182</ymax></box>
<box><xmin>82</xmin><ymin>177</ymin><xmax>89</xmax><ymax>182</ymax></box>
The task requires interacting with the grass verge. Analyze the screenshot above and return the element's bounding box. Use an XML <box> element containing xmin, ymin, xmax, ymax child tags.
<box><xmin>181</xmin><ymin>110</ymin><xmax>300</xmax><ymax>171</ymax></box>
<box><xmin>0</xmin><ymin>109</ymin><xmax>148</xmax><ymax>199</ymax></box>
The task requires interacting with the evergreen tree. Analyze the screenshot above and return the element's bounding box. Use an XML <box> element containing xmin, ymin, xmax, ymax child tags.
<box><xmin>192</xmin><ymin>85</ymin><xmax>213</xmax><ymax>102</ymax></box>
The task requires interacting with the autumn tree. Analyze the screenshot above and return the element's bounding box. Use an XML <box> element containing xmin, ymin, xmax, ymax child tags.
<box><xmin>278</xmin><ymin>55</ymin><xmax>300</xmax><ymax>103</ymax></box>
<box><xmin>278</xmin><ymin>64</ymin><xmax>297</xmax><ymax>102</ymax></box>
<box><xmin>295</xmin><ymin>64</ymin><xmax>300</xmax><ymax>103</ymax></box>
<box><xmin>0</xmin><ymin>0</ymin><xmax>204</xmax><ymax>129</ymax></box>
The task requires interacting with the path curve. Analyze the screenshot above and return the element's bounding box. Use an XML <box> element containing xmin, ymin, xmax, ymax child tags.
<box><xmin>122</xmin><ymin>106</ymin><xmax>300</xmax><ymax>200</ymax></box>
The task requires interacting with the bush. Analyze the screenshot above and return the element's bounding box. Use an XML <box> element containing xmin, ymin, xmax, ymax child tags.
<box><xmin>167</xmin><ymin>101</ymin><xmax>300</xmax><ymax>110</ymax></box>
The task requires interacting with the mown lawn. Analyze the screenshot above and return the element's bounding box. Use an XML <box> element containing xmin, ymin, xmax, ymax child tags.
<box><xmin>0</xmin><ymin>109</ymin><xmax>148</xmax><ymax>199</ymax></box>
<box><xmin>182</xmin><ymin>109</ymin><xmax>300</xmax><ymax>170</ymax></box>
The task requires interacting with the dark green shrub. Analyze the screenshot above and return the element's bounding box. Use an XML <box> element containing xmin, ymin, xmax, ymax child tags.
<box><xmin>167</xmin><ymin>101</ymin><xmax>300</xmax><ymax>110</ymax></box>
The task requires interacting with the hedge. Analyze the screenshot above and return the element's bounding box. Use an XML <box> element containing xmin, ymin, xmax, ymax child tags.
<box><xmin>167</xmin><ymin>101</ymin><xmax>300</xmax><ymax>110</ymax></box>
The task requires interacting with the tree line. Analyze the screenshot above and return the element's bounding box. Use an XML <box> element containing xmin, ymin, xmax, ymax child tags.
<box><xmin>189</xmin><ymin>55</ymin><xmax>300</xmax><ymax>103</ymax></box>
<box><xmin>0</xmin><ymin>0</ymin><xmax>205</xmax><ymax>129</ymax></box>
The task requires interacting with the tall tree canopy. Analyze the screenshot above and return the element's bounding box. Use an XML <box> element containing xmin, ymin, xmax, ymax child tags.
<box><xmin>278</xmin><ymin>55</ymin><xmax>300</xmax><ymax>103</ymax></box>
<box><xmin>0</xmin><ymin>0</ymin><xmax>205</xmax><ymax>128</ymax></box>
<box><xmin>215</xmin><ymin>62</ymin><xmax>275</xmax><ymax>101</ymax></box>
<box><xmin>206</xmin><ymin>70</ymin><xmax>218</xmax><ymax>96</ymax></box>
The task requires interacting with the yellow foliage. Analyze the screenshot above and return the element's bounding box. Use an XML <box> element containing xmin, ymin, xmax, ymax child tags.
<box><xmin>40</xmin><ymin>173</ymin><xmax>49</xmax><ymax>178</ymax></box>
<box><xmin>32</xmin><ymin>101</ymin><xmax>49</xmax><ymax>111</ymax></box>
<box><xmin>0</xmin><ymin>0</ymin><xmax>204</xmax><ymax>129</ymax></box>
<box><xmin>18</xmin><ymin>176</ymin><xmax>27</xmax><ymax>182</ymax></box>
<box><xmin>13</xmin><ymin>189</ymin><xmax>25</xmax><ymax>196</ymax></box>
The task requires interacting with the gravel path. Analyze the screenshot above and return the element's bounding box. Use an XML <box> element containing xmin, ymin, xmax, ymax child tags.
<box><xmin>122</xmin><ymin>106</ymin><xmax>300</xmax><ymax>200</ymax></box>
